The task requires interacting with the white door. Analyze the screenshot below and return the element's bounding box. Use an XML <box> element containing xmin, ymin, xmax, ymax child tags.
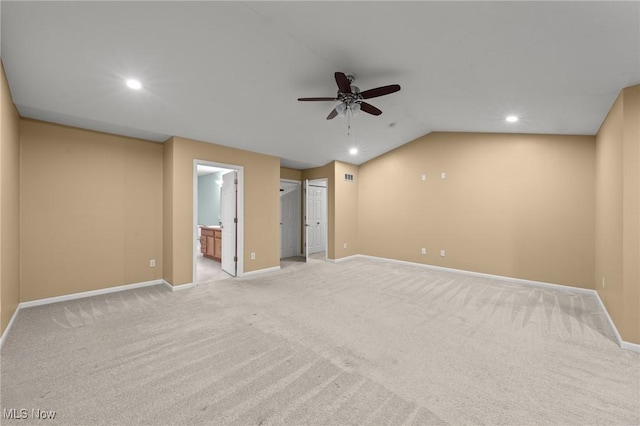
<box><xmin>307</xmin><ymin>185</ymin><xmax>326</xmax><ymax>254</ymax></box>
<box><xmin>280</xmin><ymin>186</ymin><xmax>299</xmax><ymax>258</ymax></box>
<box><xmin>304</xmin><ymin>179</ymin><xmax>309</xmax><ymax>262</ymax></box>
<box><xmin>221</xmin><ymin>171</ymin><xmax>237</xmax><ymax>276</ymax></box>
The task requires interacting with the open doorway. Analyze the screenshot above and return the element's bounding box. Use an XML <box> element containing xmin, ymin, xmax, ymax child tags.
<box><xmin>193</xmin><ymin>160</ymin><xmax>244</xmax><ymax>285</ymax></box>
<box><xmin>280</xmin><ymin>179</ymin><xmax>302</xmax><ymax>263</ymax></box>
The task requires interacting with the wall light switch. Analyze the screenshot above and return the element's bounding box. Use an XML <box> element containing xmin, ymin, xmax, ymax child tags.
<box><xmin>343</xmin><ymin>243</ymin><xmax>347</xmax><ymax>249</ymax></box>
<box><xmin>441</xmin><ymin>172</ymin><xmax>446</xmax><ymax>179</ymax></box>
<box><xmin>440</xmin><ymin>250</ymin><xmax>445</xmax><ymax>257</ymax></box>
<box><xmin>421</xmin><ymin>248</ymin><xmax>427</xmax><ymax>255</ymax></box>
<box><xmin>150</xmin><ymin>259</ymin><xmax>156</xmax><ymax>267</ymax></box>
<box><xmin>421</xmin><ymin>174</ymin><xmax>426</xmax><ymax>181</ymax></box>
<box><xmin>251</xmin><ymin>252</ymin><xmax>256</xmax><ymax>260</ymax></box>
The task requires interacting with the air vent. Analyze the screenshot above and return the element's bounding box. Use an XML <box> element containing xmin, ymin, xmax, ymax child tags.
<box><xmin>344</xmin><ymin>173</ymin><xmax>355</xmax><ymax>182</ymax></box>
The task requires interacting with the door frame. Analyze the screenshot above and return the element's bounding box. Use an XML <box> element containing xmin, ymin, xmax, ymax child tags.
<box><xmin>193</xmin><ymin>159</ymin><xmax>245</xmax><ymax>284</ymax></box>
<box><xmin>306</xmin><ymin>178</ymin><xmax>328</xmax><ymax>261</ymax></box>
<box><xmin>279</xmin><ymin>179</ymin><xmax>302</xmax><ymax>259</ymax></box>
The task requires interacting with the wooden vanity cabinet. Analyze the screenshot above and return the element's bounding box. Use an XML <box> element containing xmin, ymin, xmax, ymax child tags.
<box><xmin>200</xmin><ymin>227</ymin><xmax>222</xmax><ymax>261</ymax></box>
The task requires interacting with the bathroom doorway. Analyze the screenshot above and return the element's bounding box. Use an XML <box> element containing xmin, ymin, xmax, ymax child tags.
<box><xmin>193</xmin><ymin>160</ymin><xmax>244</xmax><ymax>285</ymax></box>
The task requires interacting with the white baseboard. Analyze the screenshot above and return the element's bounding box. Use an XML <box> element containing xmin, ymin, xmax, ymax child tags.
<box><xmin>327</xmin><ymin>255</ymin><xmax>359</xmax><ymax>264</ymax></box>
<box><xmin>620</xmin><ymin>340</ymin><xmax>640</xmax><ymax>353</ymax></box>
<box><xmin>20</xmin><ymin>279</ymin><xmax>165</xmax><ymax>309</ymax></box>
<box><xmin>4</xmin><ymin>259</ymin><xmax>639</xmax><ymax>354</ymax></box>
<box><xmin>163</xmin><ymin>280</ymin><xmax>195</xmax><ymax>291</ymax></box>
<box><xmin>356</xmin><ymin>254</ymin><xmax>596</xmax><ymax>295</ymax></box>
<box><xmin>241</xmin><ymin>266</ymin><xmax>281</xmax><ymax>277</ymax></box>
<box><xmin>592</xmin><ymin>291</ymin><xmax>640</xmax><ymax>353</ymax></box>
<box><xmin>0</xmin><ymin>304</ymin><xmax>21</xmax><ymax>349</ymax></box>
<box><xmin>1</xmin><ymin>278</ymin><xmax>165</xmax><ymax>350</ymax></box>
<box><xmin>352</xmin><ymin>254</ymin><xmax>640</xmax><ymax>353</ymax></box>
<box><xmin>592</xmin><ymin>291</ymin><xmax>623</xmax><ymax>346</ymax></box>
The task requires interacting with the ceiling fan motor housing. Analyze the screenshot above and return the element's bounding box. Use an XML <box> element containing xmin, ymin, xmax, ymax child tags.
<box><xmin>338</xmin><ymin>88</ymin><xmax>362</xmax><ymax>106</ymax></box>
<box><xmin>297</xmin><ymin>71</ymin><xmax>400</xmax><ymax>119</ymax></box>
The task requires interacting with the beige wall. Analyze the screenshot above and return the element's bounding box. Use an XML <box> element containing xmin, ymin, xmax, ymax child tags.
<box><xmin>1</xmin><ymin>61</ymin><xmax>21</xmax><ymax>334</ymax></box>
<box><xmin>20</xmin><ymin>120</ymin><xmax>164</xmax><ymax>301</ymax></box>
<box><xmin>164</xmin><ymin>136</ymin><xmax>280</xmax><ymax>285</ymax></box>
<box><xmin>596</xmin><ymin>85</ymin><xmax>640</xmax><ymax>344</ymax></box>
<box><xmin>162</xmin><ymin>138</ymin><xmax>174</xmax><ymax>284</ymax></box>
<box><xmin>280</xmin><ymin>167</ymin><xmax>302</xmax><ymax>181</ymax></box>
<box><xmin>622</xmin><ymin>86</ymin><xmax>640</xmax><ymax>344</ymax></box>
<box><xmin>333</xmin><ymin>161</ymin><xmax>359</xmax><ymax>259</ymax></box>
<box><xmin>358</xmin><ymin>132</ymin><xmax>596</xmax><ymax>288</ymax></box>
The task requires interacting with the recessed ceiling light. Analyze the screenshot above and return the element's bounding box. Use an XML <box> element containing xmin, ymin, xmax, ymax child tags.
<box><xmin>349</xmin><ymin>148</ymin><xmax>358</xmax><ymax>155</ymax></box>
<box><xmin>126</xmin><ymin>79</ymin><xmax>142</xmax><ymax>90</ymax></box>
<box><xmin>506</xmin><ymin>115</ymin><xmax>518</xmax><ymax>123</ymax></box>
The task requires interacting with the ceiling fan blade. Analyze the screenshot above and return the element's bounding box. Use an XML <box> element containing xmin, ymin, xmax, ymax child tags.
<box><xmin>359</xmin><ymin>102</ymin><xmax>382</xmax><ymax>116</ymax></box>
<box><xmin>360</xmin><ymin>84</ymin><xmax>401</xmax><ymax>99</ymax></box>
<box><xmin>326</xmin><ymin>108</ymin><xmax>339</xmax><ymax>120</ymax></box>
<box><xmin>297</xmin><ymin>97</ymin><xmax>338</xmax><ymax>101</ymax></box>
<box><xmin>335</xmin><ymin>72</ymin><xmax>352</xmax><ymax>94</ymax></box>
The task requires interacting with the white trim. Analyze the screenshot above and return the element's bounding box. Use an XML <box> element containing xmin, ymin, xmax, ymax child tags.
<box><xmin>592</xmin><ymin>290</ymin><xmax>623</xmax><ymax>346</ymax></box>
<box><xmin>163</xmin><ymin>280</ymin><xmax>195</xmax><ymax>291</ymax></box>
<box><xmin>279</xmin><ymin>178</ymin><xmax>302</xmax><ymax>260</ymax></box>
<box><xmin>328</xmin><ymin>255</ymin><xmax>359</xmax><ymax>264</ymax></box>
<box><xmin>19</xmin><ymin>279</ymin><xmax>164</xmax><ymax>309</ymax></box>
<box><xmin>241</xmin><ymin>266</ymin><xmax>281</xmax><ymax>277</ymax></box>
<box><xmin>353</xmin><ymin>254</ymin><xmax>640</xmax><ymax>352</ymax></box>
<box><xmin>193</xmin><ymin>160</ymin><xmax>244</xmax><ymax>281</ymax></box>
<box><xmin>620</xmin><ymin>340</ymin><xmax>640</xmax><ymax>353</ymax></box>
<box><xmin>308</xmin><ymin>178</ymin><xmax>328</xmax><ymax>258</ymax></box>
<box><xmin>592</xmin><ymin>291</ymin><xmax>640</xmax><ymax>353</ymax></box>
<box><xmin>0</xmin><ymin>304</ymin><xmax>21</xmax><ymax>349</ymax></box>
<box><xmin>356</xmin><ymin>254</ymin><xmax>595</xmax><ymax>294</ymax></box>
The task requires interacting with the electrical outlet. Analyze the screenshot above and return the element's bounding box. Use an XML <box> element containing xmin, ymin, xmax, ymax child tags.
<box><xmin>149</xmin><ymin>259</ymin><xmax>156</xmax><ymax>267</ymax></box>
<box><xmin>440</xmin><ymin>250</ymin><xmax>445</xmax><ymax>257</ymax></box>
<box><xmin>421</xmin><ymin>248</ymin><xmax>427</xmax><ymax>255</ymax></box>
<box><xmin>251</xmin><ymin>252</ymin><xmax>256</xmax><ymax>260</ymax></box>
<box><xmin>602</xmin><ymin>277</ymin><xmax>605</xmax><ymax>288</ymax></box>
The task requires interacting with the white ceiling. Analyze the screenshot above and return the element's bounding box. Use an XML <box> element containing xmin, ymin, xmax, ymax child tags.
<box><xmin>196</xmin><ymin>165</ymin><xmax>230</xmax><ymax>176</ymax></box>
<box><xmin>1</xmin><ymin>2</ymin><xmax>638</xmax><ymax>169</ymax></box>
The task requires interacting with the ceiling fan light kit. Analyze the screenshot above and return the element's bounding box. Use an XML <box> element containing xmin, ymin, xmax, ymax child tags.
<box><xmin>298</xmin><ymin>71</ymin><xmax>401</xmax><ymax>120</ymax></box>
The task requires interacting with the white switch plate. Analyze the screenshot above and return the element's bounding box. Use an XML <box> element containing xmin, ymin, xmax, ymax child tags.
<box><xmin>251</xmin><ymin>252</ymin><xmax>256</xmax><ymax>260</ymax></box>
<box><xmin>421</xmin><ymin>248</ymin><xmax>427</xmax><ymax>255</ymax></box>
<box><xmin>602</xmin><ymin>277</ymin><xmax>605</xmax><ymax>288</ymax></box>
<box><xmin>149</xmin><ymin>259</ymin><xmax>156</xmax><ymax>267</ymax></box>
<box><xmin>441</xmin><ymin>172</ymin><xmax>446</xmax><ymax>179</ymax></box>
<box><xmin>343</xmin><ymin>243</ymin><xmax>347</xmax><ymax>249</ymax></box>
<box><xmin>421</xmin><ymin>174</ymin><xmax>426</xmax><ymax>181</ymax></box>
<box><xmin>440</xmin><ymin>250</ymin><xmax>445</xmax><ymax>257</ymax></box>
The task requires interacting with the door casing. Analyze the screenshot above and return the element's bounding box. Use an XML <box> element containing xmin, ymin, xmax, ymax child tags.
<box><xmin>193</xmin><ymin>159</ymin><xmax>244</xmax><ymax>284</ymax></box>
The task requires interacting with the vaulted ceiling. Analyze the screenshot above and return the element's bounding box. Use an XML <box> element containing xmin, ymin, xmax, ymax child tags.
<box><xmin>2</xmin><ymin>2</ymin><xmax>638</xmax><ymax>169</ymax></box>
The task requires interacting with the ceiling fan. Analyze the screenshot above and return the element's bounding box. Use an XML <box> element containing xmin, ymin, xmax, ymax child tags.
<box><xmin>298</xmin><ymin>72</ymin><xmax>401</xmax><ymax>120</ymax></box>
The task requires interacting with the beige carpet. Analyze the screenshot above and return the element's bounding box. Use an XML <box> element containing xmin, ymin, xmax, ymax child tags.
<box><xmin>2</xmin><ymin>257</ymin><xmax>639</xmax><ymax>425</ymax></box>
